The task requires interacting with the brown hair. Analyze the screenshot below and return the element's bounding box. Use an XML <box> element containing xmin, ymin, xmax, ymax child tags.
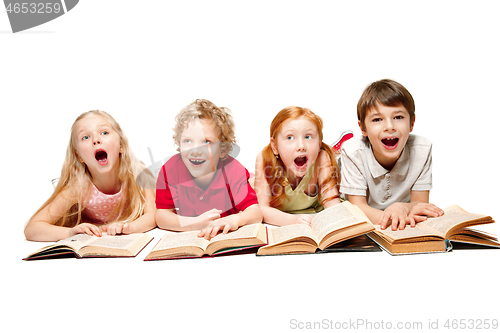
<box><xmin>261</xmin><ymin>106</ymin><xmax>339</xmax><ymax>209</ymax></box>
<box><xmin>173</xmin><ymin>99</ymin><xmax>236</xmax><ymax>158</ymax></box>
<box><xmin>357</xmin><ymin>79</ymin><xmax>415</xmax><ymax>131</ymax></box>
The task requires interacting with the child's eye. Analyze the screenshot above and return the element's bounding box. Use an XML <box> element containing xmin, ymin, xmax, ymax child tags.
<box><xmin>305</xmin><ymin>135</ymin><xmax>312</xmax><ymax>139</ymax></box>
<box><xmin>82</xmin><ymin>135</ymin><xmax>90</xmax><ymax>141</ymax></box>
<box><xmin>203</xmin><ymin>140</ymin><xmax>211</xmax><ymax>145</ymax></box>
<box><xmin>101</xmin><ymin>131</ymin><xmax>109</xmax><ymax>135</ymax></box>
<box><xmin>395</xmin><ymin>115</ymin><xmax>405</xmax><ymax>120</ymax></box>
<box><xmin>183</xmin><ymin>139</ymin><xmax>191</xmax><ymax>144</ymax></box>
<box><xmin>372</xmin><ymin>118</ymin><xmax>382</xmax><ymax>123</ymax></box>
<box><xmin>286</xmin><ymin>135</ymin><xmax>294</xmax><ymax>140</ymax></box>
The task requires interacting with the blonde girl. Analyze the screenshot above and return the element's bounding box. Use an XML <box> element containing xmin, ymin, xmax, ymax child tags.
<box><xmin>24</xmin><ymin>110</ymin><xmax>156</xmax><ymax>241</ymax></box>
<box><xmin>254</xmin><ymin>106</ymin><xmax>341</xmax><ymax>226</ymax></box>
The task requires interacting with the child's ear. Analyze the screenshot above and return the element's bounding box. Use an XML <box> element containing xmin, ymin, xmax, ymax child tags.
<box><xmin>410</xmin><ymin>115</ymin><xmax>416</xmax><ymax>132</ymax></box>
<box><xmin>270</xmin><ymin>138</ymin><xmax>279</xmax><ymax>155</ymax></box>
<box><xmin>358</xmin><ymin>120</ymin><xmax>368</xmax><ymax>137</ymax></box>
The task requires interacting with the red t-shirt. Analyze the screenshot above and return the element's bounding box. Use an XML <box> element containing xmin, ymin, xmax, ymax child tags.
<box><xmin>156</xmin><ymin>154</ymin><xmax>258</xmax><ymax>217</ymax></box>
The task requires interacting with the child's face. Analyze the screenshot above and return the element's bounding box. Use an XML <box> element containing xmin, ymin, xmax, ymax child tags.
<box><xmin>271</xmin><ymin>116</ymin><xmax>321</xmax><ymax>180</ymax></box>
<box><xmin>73</xmin><ymin>114</ymin><xmax>122</xmax><ymax>176</ymax></box>
<box><xmin>360</xmin><ymin>102</ymin><xmax>414</xmax><ymax>170</ymax></box>
<box><xmin>180</xmin><ymin>118</ymin><xmax>224</xmax><ymax>184</ymax></box>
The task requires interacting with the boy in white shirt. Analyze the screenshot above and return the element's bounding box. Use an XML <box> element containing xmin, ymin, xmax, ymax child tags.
<box><xmin>340</xmin><ymin>79</ymin><xmax>444</xmax><ymax>231</ymax></box>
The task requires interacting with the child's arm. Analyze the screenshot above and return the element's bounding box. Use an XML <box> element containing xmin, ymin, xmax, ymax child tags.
<box><xmin>24</xmin><ymin>189</ymin><xmax>102</xmax><ymax>242</ymax></box>
<box><xmin>349</xmin><ymin>191</ymin><xmax>443</xmax><ymax>230</ymax></box>
<box><xmin>197</xmin><ymin>204</ymin><xmax>262</xmax><ymax>240</ymax></box>
<box><xmin>254</xmin><ymin>152</ymin><xmax>314</xmax><ymax>226</ymax></box>
<box><xmin>102</xmin><ymin>189</ymin><xmax>157</xmax><ymax>235</ymax></box>
<box><xmin>347</xmin><ymin>195</ymin><xmax>385</xmax><ymax>226</ymax></box>
<box><xmin>405</xmin><ymin>191</ymin><xmax>444</xmax><ymax>226</ymax></box>
<box><xmin>379</xmin><ymin>191</ymin><xmax>443</xmax><ymax>230</ymax></box>
<box><xmin>155</xmin><ymin>207</ymin><xmax>223</xmax><ymax>232</ymax></box>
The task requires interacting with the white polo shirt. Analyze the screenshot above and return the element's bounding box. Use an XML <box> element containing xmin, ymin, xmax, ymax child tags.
<box><xmin>340</xmin><ymin>134</ymin><xmax>433</xmax><ymax>210</ymax></box>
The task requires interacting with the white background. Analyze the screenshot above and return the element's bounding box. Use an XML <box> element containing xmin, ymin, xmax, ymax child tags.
<box><xmin>1</xmin><ymin>1</ymin><xmax>499</xmax><ymax>332</ymax></box>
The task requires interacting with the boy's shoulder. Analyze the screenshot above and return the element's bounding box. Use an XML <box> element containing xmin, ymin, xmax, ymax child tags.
<box><xmin>158</xmin><ymin>154</ymin><xmax>189</xmax><ymax>184</ymax></box>
<box><xmin>223</xmin><ymin>156</ymin><xmax>248</xmax><ymax>173</ymax></box>
<box><xmin>406</xmin><ymin>134</ymin><xmax>432</xmax><ymax>148</ymax></box>
<box><xmin>161</xmin><ymin>153</ymin><xmax>184</xmax><ymax>170</ymax></box>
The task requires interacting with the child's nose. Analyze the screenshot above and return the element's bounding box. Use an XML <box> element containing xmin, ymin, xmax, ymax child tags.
<box><xmin>384</xmin><ymin>120</ymin><xmax>396</xmax><ymax>131</ymax></box>
<box><xmin>93</xmin><ymin>139</ymin><xmax>101</xmax><ymax>145</ymax></box>
<box><xmin>296</xmin><ymin>138</ymin><xmax>306</xmax><ymax>150</ymax></box>
<box><xmin>191</xmin><ymin>144</ymin><xmax>205</xmax><ymax>155</ymax></box>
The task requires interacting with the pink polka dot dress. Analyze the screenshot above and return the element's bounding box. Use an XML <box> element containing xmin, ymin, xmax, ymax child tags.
<box><xmin>83</xmin><ymin>183</ymin><xmax>123</xmax><ymax>224</ymax></box>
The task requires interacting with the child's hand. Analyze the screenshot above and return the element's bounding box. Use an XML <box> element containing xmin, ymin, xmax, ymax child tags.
<box><xmin>407</xmin><ymin>203</ymin><xmax>444</xmax><ymax>226</ymax></box>
<box><xmin>196</xmin><ymin>209</ymin><xmax>223</xmax><ymax>226</ymax></box>
<box><xmin>198</xmin><ymin>215</ymin><xmax>240</xmax><ymax>240</ymax></box>
<box><xmin>295</xmin><ymin>214</ymin><xmax>313</xmax><ymax>226</ymax></box>
<box><xmin>101</xmin><ymin>222</ymin><xmax>132</xmax><ymax>236</ymax></box>
<box><xmin>378</xmin><ymin>203</ymin><xmax>411</xmax><ymax>231</ymax></box>
<box><xmin>70</xmin><ymin>223</ymin><xmax>102</xmax><ymax>237</ymax></box>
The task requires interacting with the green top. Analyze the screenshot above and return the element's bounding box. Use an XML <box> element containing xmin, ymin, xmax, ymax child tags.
<box><xmin>281</xmin><ymin>162</ymin><xmax>323</xmax><ymax>213</ymax></box>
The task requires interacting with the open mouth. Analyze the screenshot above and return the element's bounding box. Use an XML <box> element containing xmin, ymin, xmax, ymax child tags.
<box><xmin>381</xmin><ymin>137</ymin><xmax>399</xmax><ymax>149</ymax></box>
<box><xmin>294</xmin><ymin>156</ymin><xmax>308</xmax><ymax>168</ymax></box>
<box><xmin>95</xmin><ymin>149</ymin><xmax>108</xmax><ymax>165</ymax></box>
<box><xmin>189</xmin><ymin>159</ymin><xmax>206</xmax><ymax>166</ymax></box>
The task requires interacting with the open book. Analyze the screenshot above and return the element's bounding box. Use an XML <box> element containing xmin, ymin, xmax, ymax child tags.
<box><xmin>368</xmin><ymin>205</ymin><xmax>499</xmax><ymax>255</ymax></box>
<box><xmin>23</xmin><ymin>233</ymin><xmax>154</xmax><ymax>260</ymax></box>
<box><xmin>257</xmin><ymin>201</ymin><xmax>375</xmax><ymax>256</ymax></box>
<box><xmin>144</xmin><ymin>223</ymin><xmax>268</xmax><ymax>260</ymax></box>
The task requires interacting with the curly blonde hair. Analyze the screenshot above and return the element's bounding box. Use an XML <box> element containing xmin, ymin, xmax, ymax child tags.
<box><xmin>173</xmin><ymin>99</ymin><xmax>236</xmax><ymax>158</ymax></box>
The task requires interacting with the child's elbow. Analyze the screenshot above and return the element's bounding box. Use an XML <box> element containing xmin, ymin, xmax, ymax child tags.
<box><xmin>154</xmin><ymin>210</ymin><xmax>165</xmax><ymax>229</ymax></box>
<box><xmin>155</xmin><ymin>209</ymin><xmax>174</xmax><ymax>230</ymax></box>
<box><xmin>24</xmin><ymin>223</ymin><xmax>37</xmax><ymax>241</ymax></box>
<box><xmin>246</xmin><ymin>204</ymin><xmax>263</xmax><ymax>225</ymax></box>
<box><xmin>255</xmin><ymin>207</ymin><xmax>263</xmax><ymax>223</ymax></box>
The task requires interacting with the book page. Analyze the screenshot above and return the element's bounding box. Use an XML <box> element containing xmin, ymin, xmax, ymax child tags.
<box><xmin>374</xmin><ymin>224</ymin><xmax>440</xmax><ymax>241</ymax></box>
<box><xmin>56</xmin><ymin>233</ymin><xmax>99</xmax><ymax>251</ymax></box>
<box><xmin>457</xmin><ymin>228</ymin><xmax>499</xmax><ymax>241</ymax></box>
<box><xmin>312</xmin><ymin>202</ymin><xmax>364</xmax><ymax>242</ymax></box>
<box><xmin>27</xmin><ymin>233</ymin><xmax>93</xmax><ymax>257</ymax></box>
<box><xmin>152</xmin><ymin>231</ymin><xmax>210</xmax><ymax>252</ymax></box>
<box><xmin>85</xmin><ymin>234</ymin><xmax>145</xmax><ymax>249</ymax></box>
<box><xmin>373</xmin><ymin>205</ymin><xmax>490</xmax><ymax>241</ymax></box>
<box><xmin>424</xmin><ymin>205</ymin><xmax>488</xmax><ymax>236</ymax></box>
<box><xmin>209</xmin><ymin>223</ymin><xmax>261</xmax><ymax>243</ymax></box>
<box><xmin>268</xmin><ymin>224</ymin><xmax>316</xmax><ymax>245</ymax></box>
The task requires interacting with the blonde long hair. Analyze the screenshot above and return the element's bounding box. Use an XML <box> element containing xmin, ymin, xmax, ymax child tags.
<box><xmin>261</xmin><ymin>106</ymin><xmax>339</xmax><ymax>209</ymax></box>
<box><xmin>33</xmin><ymin>110</ymin><xmax>155</xmax><ymax>227</ymax></box>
